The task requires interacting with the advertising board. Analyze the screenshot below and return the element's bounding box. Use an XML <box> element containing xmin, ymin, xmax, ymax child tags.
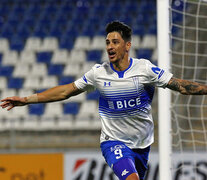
<box><xmin>0</xmin><ymin>153</ymin><xmax>63</xmax><ymax>180</ymax></box>
<box><xmin>64</xmin><ymin>151</ymin><xmax>207</xmax><ymax>180</ymax></box>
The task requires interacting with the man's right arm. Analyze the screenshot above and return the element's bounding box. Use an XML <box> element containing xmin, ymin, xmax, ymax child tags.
<box><xmin>0</xmin><ymin>82</ymin><xmax>83</xmax><ymax>111</ymax></box>
<box><xmin>30</xmin><ymin>82</ymin><xmax>83</xmax><ymax>103</ymax></box>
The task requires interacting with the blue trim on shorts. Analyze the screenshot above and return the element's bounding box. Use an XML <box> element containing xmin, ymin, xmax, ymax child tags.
<box><xmin>100</xmin><ymin>140</ymin><xmax>150</xmax><ymax>180</ymax></box>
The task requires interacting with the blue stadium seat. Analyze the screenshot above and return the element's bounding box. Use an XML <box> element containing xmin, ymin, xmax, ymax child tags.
<box><xmin>120</xmin><ymin>16</ymin><xmax>134</xmax><ymax>26</ymax></box>
<box><xmin>49</xmin><ymin>26</ymin><xmax>63</xmax><ymax>39</ymax></box>
<box><xmin>43</xmin><ymin>0</ymin><xmax>57</xmax><ymax>3</ymax></box>
<box><xmin>147</xmin><ymin>24</ymin><xmax>157</xmax><ymax>35</ymax></box>
<box><xmin>29</xmin><ymin>104</ymin><xmax>45</xmax><ymax>115</ymax></box>
<box><xmin>92</xmin><ymin>5</ymin><xmax>106</xmax><ymax>19</ymax></box>
<box><xmin>48</xmin><ymin>64</ymin><xmax>64</xmax><ymax>76</ymax></box>
<box><xmin>7</xmin><ymin>15</ymin><xmax>20</xmax><ymax>27</ymax></box>
<box><xmin>139</xmin><ymin>1</ymin><xmax>156</xmax><ymax>13</ymax></box>
<box><xmin>87</xmin><ymin>50</ymin><xmax>102</xmax><ymax>63</ymax></box>
<box><xmin>33</xmin><ymin>26</ymin><xmax>48</xmax><ymax>38</ymax></box>
<box><xmin>16</xmin><ymin>25</ymin><xmax>31</xmax><ymax>39</ymax></box>
<box><xmin>103</xmin><ymin>16</ymin><xmax>116</xmax><ymax>25</ymax></box>
<box><xmin>27</xmin><ymin>3</ymin><xmax>42</xmax><ymax>16</ymax></box>
<box><xmin>59</xmin><ymin>36</ymin><xmax>74</xmax><ymax>50</ymax></box>
<box><xmin>172</xmin><ymin>0</ymin><xmax>184</xmax><ymax>11</ymax></box>
<box><xmin>13</xmin><ymin>0</ymin><xmax>29</xmax><ymax>3</ymax></box>
<box><xmin>0</xmin><ymin>4</ymin><xmax>10</xmax><ymax>18</ymax></box>
<box><xmin>10</xmin><ymin>36</ymin><xmax>25</xmax><ymax>51</ymax></box>
<box><xmin>44</xmin><ymin>3</ymin><xmax>58</xmax><ymax>14</ymax></box>
<box><xmin>13</xmin><ymin>3</ymin><xmax>26</xmax><ymax>13</ymax></box>
<box><xmin>63</xmin><ymin>102</ymin><xmax>79</xmax><ymax>115</ymax></box>
<box><xmin>0</xmin><ymin>24</ymin><xmax>14</xmax><ymax>39</ymax></box>
<box><xmin>75</xmin><ymin>1</ymin><xmax>90</xmax><ymax>16</ymax></box>
<box><xmin>133</xmin><ymin>25</ymin><xmax>146</xmax><ymax>36</ymax></box>
<box><xmin>36</xmin><ymin>52</ymin><xmax>52</xmax><ymax>64</ymax></box>
<box><xmin>0</xmin><ymin>18</ymin><xmax>4</xmax><ymax>31</ymax></box>
<box><xmin>8</xmin><ymin>77</ymin><xmax>23</xmax><ymax>89</ymax></box>
<box><xmin>86</xmin><ymin>90</ymin><xmax>100</xmax><ymax>100</ymax></box>
<box><xmin>87</xmin><ymin>17</ymin><xmax>100</xmax><ymax>27</ymax></box>
<box><xmin>108</xmin><ymin>3</ymin><xmax>122</xmax><ymax>14</ymax></box>
<box><xmin>54</xmin><ymin>13</ymin><xmax>68</xmax><ymax>26</ymax></box>
<box><xmin>59</xmin><ymin>76</ymin><xmax>75</xmax><ymax>85</ymax></box>
<box><xmin>35</xmin><ymin>89</ymin><xmax>47</xmax><ymax>93</ymax></box>
<box><xmin>94</xmin><ymin>0</ymin><xmax>110</xmax><ymax>8</ymax></box>
<box><xmin>136</xmin><ymin>14</ymin><xmax>147</xmax><ymax>25</ymax></box>
<box><xmin>81</xmin><ymin>26</ymin><xmax>95</xmax><ymax>37</ymax></box>
<box><xmin>71</xmin><ymin>18</ymin><xmax>84</xmax><ymax>34</ymax></box>
<box><xmin>33</xmin><ymin>13</ymin><xmax>52</xmax><ymax>36</ymax></box>
<box><xmin>22</xmin><ymin>16</ymin><xmax>37</xmax><ymax>29</ymax></box>
<box><xmin>97</xmin><ymin>25</ymin><xmax>105</xmax><ymax>36</ymax></box>
<box><xmin>136</xmin><ymin>49</ymin><xmax>153</xmax><ymax>60</ymax></box>
<box><xmin>64</xmin><ymin>27</ymin><xmax>79</xmax><ymax>38</ymax></box>
<box><xmin>60</xmin><ymin>2</ymin><xmax>75</xmax><ymax>13</ymax></box>
<box><xmin>172</xmin><ymin>11</ymin><xmax>183</xmax><ymax>24</ymax></box>
<box><xmin>124</xmin><ymin>1</ymin><xmax>138</xmax><ymax>14</ymax></box>
<box><xmin>172</xmin><ymin>25</ymin><xmax>180</xmax><ymax>36</ymax></box>
<box><xmin>38</xmin><ymin>15</ymin><xmax>52</xmax><ymax>28</ymax></box>
<box><xmin>0</xmin><ymin>66</ymin><xmax>14</xmax><ymax>77</ymax></box>
<box><xmin>0</xmin><ymin>53</ymin><xmax>2</xmax><ymax>64</ymax></box>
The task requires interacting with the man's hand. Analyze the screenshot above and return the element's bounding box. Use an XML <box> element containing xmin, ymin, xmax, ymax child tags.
<box><xmin>0</xmin><ymin>83</ymin><xmax>83</xmax><ymax>111</ymax></box>
<box><xmin>0</xmin><ymin>96</ymin><xmax>27</xmax><ymax>111</ymax></box>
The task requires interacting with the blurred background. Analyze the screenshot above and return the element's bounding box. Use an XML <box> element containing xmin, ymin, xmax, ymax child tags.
<box><xmin>0</xmin><ymin>0</ymin><xmax>159</xmax><ymax>151</ymax></box>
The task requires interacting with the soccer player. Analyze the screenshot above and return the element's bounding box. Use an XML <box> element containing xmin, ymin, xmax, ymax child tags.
<box><xmin>1</xmin><ymin>21</ymin><xmax>207</xmax><ymax>180</ymax></box>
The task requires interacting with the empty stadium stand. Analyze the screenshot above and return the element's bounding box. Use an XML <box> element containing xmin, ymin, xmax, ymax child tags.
<box><xmin>0</xmin><ymin>0</ymin><xmax>163</xmax><ymax>132</ymax></box>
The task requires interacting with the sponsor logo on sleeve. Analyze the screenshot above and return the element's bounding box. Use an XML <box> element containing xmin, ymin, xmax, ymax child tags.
<box><xmin>151</xmin><ymin>67</ymin><xmax>165</xmax><ymax>79</ymax></box>
<box><xmin>82</xmin><ymin>76</ymin><xmax>88</xmax><ymax>83</ymax></box>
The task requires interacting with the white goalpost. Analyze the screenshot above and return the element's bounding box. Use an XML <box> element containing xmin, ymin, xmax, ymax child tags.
<box><xmin>157</xmin><ymin>0</ymin><xmax>172</xmax><ymax>180</ymax></box>
<box><xmin>158</xmin><ymin>0</ymin><xmax>207</xmax><ymax>180</ymax></box>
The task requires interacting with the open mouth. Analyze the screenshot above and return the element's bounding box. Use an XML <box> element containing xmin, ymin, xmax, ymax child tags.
<box><xmin>108</xmin><ymin>51</ymin><xmax>116</xmax><ymax>59</ymax></box>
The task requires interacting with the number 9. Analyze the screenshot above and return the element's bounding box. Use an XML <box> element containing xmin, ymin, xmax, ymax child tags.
<box><xmin>114</xmin><ymin>149</ymin><xmax>123</xmax><ymax>159</ymax></box>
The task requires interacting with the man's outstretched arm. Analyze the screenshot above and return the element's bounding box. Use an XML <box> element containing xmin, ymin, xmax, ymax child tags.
<box><xmin>0</xmin><ymin>82</ymin><xmax>83</xmax><ymax>111</ymax></box>
<box><xmin>166</xmin><ymin>77</ymin><xmax>207</xmax><ymax>95</ymax></box>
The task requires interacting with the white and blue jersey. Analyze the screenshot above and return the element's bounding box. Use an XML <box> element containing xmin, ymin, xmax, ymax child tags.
<box><xmin>75</xmin><ymin>58</ymin><xmax>173</xmax><ymax>149</ymax></box>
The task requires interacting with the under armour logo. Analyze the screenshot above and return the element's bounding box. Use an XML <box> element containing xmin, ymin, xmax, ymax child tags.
<box><xmin>121</xmin><ymin>169</ymin><xmax>129</xmax><ymax>176</ymax></box>
<box><xmin>104</xmin><ymin>82</ymin><xmax>111</xmax><ymax>87</ymax></box>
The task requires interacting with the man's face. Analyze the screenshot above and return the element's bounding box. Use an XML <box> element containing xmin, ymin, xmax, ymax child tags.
<box><xmin>106</xmin><ymin>32</ymin><xmax>129</xmax><ymax>63</ymax></box>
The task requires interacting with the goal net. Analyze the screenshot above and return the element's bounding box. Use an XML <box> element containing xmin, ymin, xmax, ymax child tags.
<box><xmin>170</xmin><ymin>0</ymin><xmax>207</xmax><ymax>179</ymax></box>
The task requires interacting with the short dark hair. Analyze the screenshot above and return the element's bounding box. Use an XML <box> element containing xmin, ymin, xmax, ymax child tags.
<box><xmin>105</xmin><ymin>21</ymin><xmax>132</xmax><ymax>42</ymax></box>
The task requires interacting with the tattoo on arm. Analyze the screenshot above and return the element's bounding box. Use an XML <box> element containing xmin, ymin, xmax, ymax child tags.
<box><xmin>166</xmin><ymin>77</ymin><xmax>207</xmax><ymax>95</ymax></box>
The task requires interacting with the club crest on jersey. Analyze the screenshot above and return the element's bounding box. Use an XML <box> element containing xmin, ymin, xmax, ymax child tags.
<box><xmin>104</xmin><ymin>82</ymin><xmax>111</xmax><ymax>87</ymax></box>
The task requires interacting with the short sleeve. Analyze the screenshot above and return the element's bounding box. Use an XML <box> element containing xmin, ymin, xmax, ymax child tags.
<box><xmin>74</xmin><ymin>67</ymin><xmax>96</xmax><ymax>92</ymax></box>
<box><xmin>145</xmin><ymin>60</ymin><xmax>173</xmax><ymax>88</ymax></box>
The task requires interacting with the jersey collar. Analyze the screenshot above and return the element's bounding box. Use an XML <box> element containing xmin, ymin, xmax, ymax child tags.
<box><xmin>110</xmin><ymin>58</ymin><xmax>133</xmax><ymax>78</ymax></box>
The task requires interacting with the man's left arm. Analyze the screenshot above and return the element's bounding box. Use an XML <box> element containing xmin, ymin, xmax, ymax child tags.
<box><xmin>166</xmin><ymin>77</ymin><xmax>207</xmax><ymax>95</ymax></box>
